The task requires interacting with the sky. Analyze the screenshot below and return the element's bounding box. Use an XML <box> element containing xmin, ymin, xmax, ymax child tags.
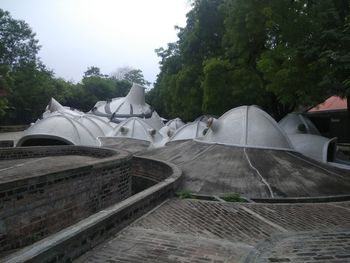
<box><xmin>1</xmin><ymin>0</ymin><xmax>191</xmax><ymax>85</ymax></box>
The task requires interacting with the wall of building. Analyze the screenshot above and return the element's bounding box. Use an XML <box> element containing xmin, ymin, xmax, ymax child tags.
<box><xmin>0</xmin><ymin>146</ymin><xmax>131</xmax><ymax>253</ymax></box>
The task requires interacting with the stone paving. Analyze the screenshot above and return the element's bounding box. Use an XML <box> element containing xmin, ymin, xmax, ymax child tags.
<box><xmin>246</xmin><ymin>229</ymin><xmax>350</xmax><ymax>263</ymax></box>
<box><xmin>75</xmin><ymin>199</ymin><xmax>350</xmax><ymax>263</ymax></box>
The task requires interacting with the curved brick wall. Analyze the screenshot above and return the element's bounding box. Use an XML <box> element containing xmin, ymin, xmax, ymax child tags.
<box><xmin>0</xmin><ymin>146</ymin><xmax>132</xmax><ymax>254</ymax></box>
<box><xmin>2</xmin><ymin>156</ymin><xmax>182</xmax><ymax>263</ymax></box>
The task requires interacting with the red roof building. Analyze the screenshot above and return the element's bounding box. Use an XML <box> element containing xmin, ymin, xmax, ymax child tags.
<box><xmin>308</xmin><ymin>96</ymin><xmax>347</xmax><ymax>112</ymax></box>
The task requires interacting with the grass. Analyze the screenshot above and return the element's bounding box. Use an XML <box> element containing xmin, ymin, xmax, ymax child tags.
<box><xmin>176</xmin><ymin>190</ymin><xmax>193</xmax><ymax>199</ymax></box>
<box><xmin>220</xmin><ymin>193</ymin><xmax>245</xmax><ymax>202</ymax></box>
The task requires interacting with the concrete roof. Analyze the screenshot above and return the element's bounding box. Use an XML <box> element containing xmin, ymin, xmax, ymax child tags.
<box><xmin>165</xmin><ymin>118</ymin><xmax>185</xmax><ymax>131</ymax></box>
<box><xmin>279</xmin><ymin>113</ymin><xmax>320</xmax><ymax>135</ymax></box>
<box><xmin>43</xmin><ymin>97</ymin><xmax>84</xmax><ymax>118</ymax></box>
<box><xmin>202</xmin><ymin>105</ymin><xmax>293</xmax><ymax>150</ymax></box>
<box><xmin>91</xmin><ymin>83</ymin><xmax>164</xmax><ymax>130</ymax></box>
<box><xmin>169</xmin><ymin>121</ymin><xmax>207</xmax><ymax>142</ymax></box>
<box><xmin>17</xmin><ymin>115</ymin><xmax>99</xmax><ymax>146</ymax></box>
<box><xmin>107</xmin><ymin>117</ymin><xmax>163</xmax><ymax>144</ymax></box>
<box><xmin>141</xmin><ymin>140</ymin><xmax>350</xmax><ymax>198</ymax></box>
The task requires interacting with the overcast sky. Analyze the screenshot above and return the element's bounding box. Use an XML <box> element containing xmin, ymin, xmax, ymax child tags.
<box><xmin>1</xmin><ymin>0</ymin><xmax>190</xmax><ymax>85</ymax></box>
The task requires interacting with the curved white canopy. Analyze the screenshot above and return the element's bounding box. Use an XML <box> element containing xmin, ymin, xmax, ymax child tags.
<box><xmin>43</xmin><ymin>97</ymin><xmax>84</xmax><ymax>118</ymax></box>
<box><xmin>107</xmin><ymin>117</ymin><xmax>163</xmax><ymax>144</ymax></box>
<box><xmin>165</xmin><ymin>118</ymin><xmax>185</xmax><ymax>131</ymax></box>
<box><xmin>279</xmin><ymin>113</ymin><xmax>320</xmax><ymax>135</ymax></box>
<box><xmin>170</xmin><ymin>121</ymin><xmax>207</xmax><ymax>142</ymax></box>
<box><xmin>288</xmin><ymin>134</ymin><xmax>337</xmax><ymax>163</ymax></box>
<box><xmin>202</xmin><ymin>105</ymin><xmax>293</xmax><ymax>150</ymax></box>
<box><xmin>17</xmin><ymin>115</ymin><xmax>99</xmax><ymax>146</ymax></box>
<box><xmin>90</xmin><ymin>83</ymin><xmax>163</xmax><ymax>130</ymax></box>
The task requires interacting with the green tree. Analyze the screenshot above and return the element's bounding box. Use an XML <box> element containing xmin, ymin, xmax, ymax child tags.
<box><xmin>111</xmin><ymin>67</ymin><xmax>150</xmax><ymax>86</ymax></box>
<box><xmin>8</xmin><ymin>63</ymin><xmax>61</xmax><ymax>123</ymax></box>
<box><xmin>76</xmin><ymin>67</ymin><xmax>132</xmax><ymax>111</ymax></box>
<box><xmin>0</xmin><ymin>9</ymin><xmax>40</xmax><ymax>68</ymax></box>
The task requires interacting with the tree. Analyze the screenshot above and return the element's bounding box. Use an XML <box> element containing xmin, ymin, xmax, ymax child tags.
<box><xmin>0</xmin><ymin>8</ymin><xmax>42</xmax><ymax>118</ymax></box>
<box><xmin>111</xmin><ymin>67</ymin><xmax>150</xmax><ymax>86</ymax></box>
<box><xmin>84</xmin><ymin>66</ymin><xmax>106</xmax><ymax>78</ymax></box>
<box><xmin>0</xmin><ymin>65</ymin><xmax>12</xmax><ymax>116</ymax></box>
<box><xmin>0</xmin><ymin>9</ymin><xmax>40</xmax><ymax>68</ymax></box>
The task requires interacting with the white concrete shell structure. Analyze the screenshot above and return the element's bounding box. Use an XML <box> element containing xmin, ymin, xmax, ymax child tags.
<box><xmin>279</xmin><ymin>113</ymin><xmax>320</xmax><ymax>135</ymax></box>
<box><xmin>103</xmin><ymin>117</ymin><xmax>163</xmax><ymax>146</ymax></box>
<box><xmin>74</xmin><ymin>114</ymin><xmax>114</xmax><ymax>137</ymax></box>
<box><xmin>201</xmin><ymin>105</ymin><xmax>293</xmax><ymax>150</ymax></box>
<box><xmin>90</xmin><ymin>83</ymin><xmax>163</xmax><ymax>130</ymax></box>
<box><xmin>169</xmin><ymin>121</ymin><xmax>207</xmax><ymax>142</ymax></box>
<box><xmin>165</xmin><ymin>118</ymin><xmax>185</xmax><ymax>131</ymax></box>
<box><xmin>43</xmin><ymin>98</ymin><xmax>84</xmax><ymax>119</ymax></box>
<box><xmin>17</xmin><ymin>115</ymin><xmax>99</xmax><ymax>146</ymax></box>
<box><xmin>278</xmin><ymin>112</ymin><xmax>339</xmax><ymax>163</ymax></box>
<box><xmin>287</xmin><ymin>134</ymin><xmax>337</xmax><ymax>163</ymax></box>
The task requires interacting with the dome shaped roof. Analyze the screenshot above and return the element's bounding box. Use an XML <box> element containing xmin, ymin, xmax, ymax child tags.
<box><xmin>90</xmin><ymin>83</ymin><xmax>163</xmax><ymax>130</ymax></box>
<box><xmin>108</xmin><ymin>117</ymin><xmax>163</xmax><ymax>144</ymax></box>
<box><xmin>170</xmin><ymin>121</ymin><xmax>207</xmax><ymax>142</ymax></box>
<box><xmin>279</xmin><ymin>113</ymin><xmax>320</xmax><ymax>135</ymax></box>
<box><xmin>74</xmin><ymin>115</ymin><xmax>114</xmax><ymax>137</ymax></box>
<box><xmin>202</xmin><ymin>105</ymin><xmax>293</xmax><ymax>150</ymax></box>
<box><xmin>43</xmin><ymin>97</ymin><xmax>84</xmax><ymax>118</ymax></box>
<box><xmin>288</xmin><ymin>134</ymin><xmax>337</xmax><ymax>163</ymax></box>
<box><xmin>17</xmin><ymin>115</ymin><xmax>98</xmax><ymax>146</ymax></box>
<box><xmin>165</xmin><ymin>118</ymin><xmax>185</xmax><ymax>131</ymax></box>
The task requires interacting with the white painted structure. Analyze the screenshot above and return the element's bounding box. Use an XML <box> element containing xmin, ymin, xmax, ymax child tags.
<box><xmin>279</xmin><ymin>112</ymin><xmax>337</xmax><ymax>163</ymax></box>
<box><xmin>202</xmin><ymin>105</ymin><xmax>293</xmax><ymax>150</ymax></box>
<box><xmin>165</xmin><ymin>118</ymin><xmax>185</xmax><ymax>131</ymax></box>
<box><xmin>106</xmin><ymin>117</ymin><xmax>163</xmax><ymax>145</ymax></box>
<box><xmin>170</xmin><ymin>121</ymin><xmax>207</xmax><ymax>142</ymax></box>
<box><xmin>91</xmin><ymin>83</ymin><xmax>163</xmax><ymax>130</ymax></box>
<box><xmin>17</xmin><ymin>115</ymin><xmax>99</xmax><ymax>146</ymax></box>
<box><xmin>279</xmin><ymin>113</ymin><xmax>320</xmax><ymax>135</ymax></box>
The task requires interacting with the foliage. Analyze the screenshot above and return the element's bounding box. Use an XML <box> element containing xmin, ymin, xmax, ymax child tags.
<box><xmin>176</xmin><ymin>190</ymin><xmax>193</xmax><ymax>199</ymax></box>
<box><xmin>149</xmin><ymin>0</ymin><xmax>350</xmax><ymax>121</ymax></box>
<box><xmin>111</xmin><ymin>66</ymin><xmax>150</xmax><ymax>86</ymax></box>
<box><xmin>2</xmin><ymin>1</ymin><xmax>350</xmax><ymax>123</ymax></box>
<box><xmin>0</xmin><ymin>9</ymin><xmax>40</xmax><ymax>68</ymax></box>
<box><xmin>220</xmin><ymin>193</ymin><xmax>244</xmax><ymax>202</ymax></box>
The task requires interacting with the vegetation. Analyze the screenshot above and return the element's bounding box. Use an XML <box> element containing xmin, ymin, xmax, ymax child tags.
<box><xmin>220</xmin><ymin>193</ymin><xmax>245</xmax><ymax>203</ymax></box>
<box><xmin>2</xmin><ymin>1</ymin><xmax>350</xmax><ymax>124</ymax></box>
<box><xmin>148</xmin><ymin>0</ymin><xmax>350</xmax><ymax>121</ymax></box>
<box><xmin>0</xmin><ymin>9</ymin><xmax>149</xmax><ymax>124</ymax></box>
<box><xmin>176</xmin><ymin>190</ymin><xmax>193</xmax><ymax>199</ymax></box>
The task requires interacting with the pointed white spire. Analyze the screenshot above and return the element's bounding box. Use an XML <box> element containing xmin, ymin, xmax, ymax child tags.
<box><xmin>47</xmin><ymin>97</ymin><xmax>65</xmax><ymax>112</ymax></box>
<box><xmin>125</xmin><ymin>83</ymin><xmax>145</xmax><ymax>105</ymax></box>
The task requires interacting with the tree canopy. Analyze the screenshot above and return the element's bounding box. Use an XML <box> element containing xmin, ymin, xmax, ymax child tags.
<box><xmin>0</xmin><ymin>9</ymin><xmax>149</xmax><ymax>123</ymax></box>
<box><xmin>148</xmin><ymin>0</ymin><xmax>350</xmax><ymax>121</ymax></box>
<box><xmin>2</xmin><ymin>2</ymin><xmax>350</xmax><ymax>124</ymax></box>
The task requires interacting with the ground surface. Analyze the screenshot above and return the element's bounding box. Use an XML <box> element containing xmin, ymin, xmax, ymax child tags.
<box><xmin>0</xmin><ymin>155</ymin><xmax>100</xmax><ymax>183</ymax></box>
<box><xmin>75</xmin><ymin>198</ymin><xmax>350</xmax><ymax>263</ymax></box>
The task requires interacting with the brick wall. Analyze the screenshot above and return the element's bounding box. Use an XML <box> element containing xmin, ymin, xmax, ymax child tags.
<box><xmin>0</xmin><ymin>146</ymin><xmax>131</xmax><ymax>254</ymax></box>
<box><xmin>2</xmin><ymin>156</ymin><xmax>182</xmax><ymax>263</ymax></box>
<box><xmin>0</xmin><ymin>141</ymin><xmax>13</xmax><ymax>148</ymax></box>
<box><xmin>131</xmin><ymin>156</ymin><xmax>175</xmax><ymax>194</ymax></box>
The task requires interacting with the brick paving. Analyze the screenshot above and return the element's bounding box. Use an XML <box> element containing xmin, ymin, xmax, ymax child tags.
<box><xmin>244</xmin><ymin>203</ymin><xmax>350</xmax><ymax>231</ymax></box>
<box><xmin>246</xmin><ymin>229</ymin><xmax>350</xmax><ymax>263</ymax></box>
<box><xmin>75</xmin><ymin>199</ymin><xmax>350</xmax><ymax>263</ymax></box>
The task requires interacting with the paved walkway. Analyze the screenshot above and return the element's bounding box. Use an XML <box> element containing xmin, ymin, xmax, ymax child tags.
<box><xmin>75</xmin><ymin>199</ymin><xmax>350</xmax><ymax>263</ymax></box>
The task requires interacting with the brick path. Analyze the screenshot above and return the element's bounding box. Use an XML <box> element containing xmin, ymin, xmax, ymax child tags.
<box><xmin>75</xmin><ymin>199</ymin><xmax>350</xmax><ymax>263</ymax></box>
